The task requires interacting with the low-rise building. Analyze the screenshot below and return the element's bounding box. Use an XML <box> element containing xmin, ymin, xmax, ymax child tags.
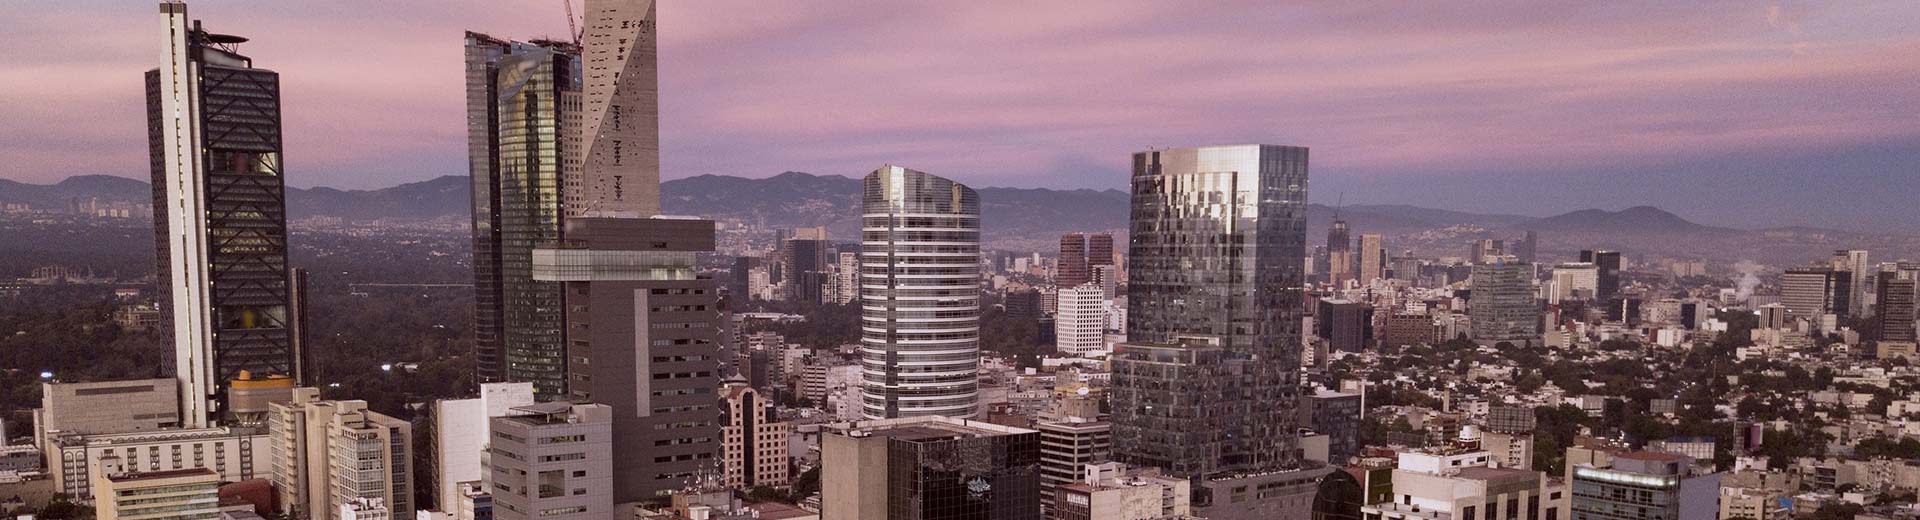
<box><xmin>1051</xmin><ymin>463</ymin><xmax>1189</xmax><ymax>520</ymax></box>
<box><xmin>92</xmin><ymin>467</ymin><xmax>221</xmax><ymax>520</ymax></box>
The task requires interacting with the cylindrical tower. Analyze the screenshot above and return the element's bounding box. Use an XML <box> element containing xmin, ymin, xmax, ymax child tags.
<box><xmin>859</xmin><ymin>165</ymin><xmax>981</xmax><ymax>419</ymax></box>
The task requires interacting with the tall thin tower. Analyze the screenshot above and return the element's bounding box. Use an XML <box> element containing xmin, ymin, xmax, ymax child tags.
<box><xmin>859</xmin><ymin>166</ymin><xmax>982</xmax><ymax>419</ymax></box>
<box><xmin>149</xmin><ymin>2</ymin><xmax>296</xmax><ymax>426</ymax></box>
<box><xmin>466</xmin><ymin>33</ymin><xmax>581</xmax><ymax>396</ymax></box>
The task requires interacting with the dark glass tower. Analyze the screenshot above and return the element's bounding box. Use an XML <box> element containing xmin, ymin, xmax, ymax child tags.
<box><xmin>149</xmin><ymin>3</ymin><xmax>295</xmax><ymax>426</ymax></box>
<box><xmin>1580</xmin><ymin>250</ymin><xmax>1622</xmax><ymax>302</ymax></box>
<box><xmin>1057</xmin><ymin>233</ymin><xmax>1114</xmax><ymax>288</ymax></box>
<box><xmin>1113</xmin><ymin>145</ymin><xmax>1309</xmax><ymax>477</ymax></box>
<box><xmin>466</xmin><ymin>33</ymin><xmax>581</xmax><ymax>396</ymax></box>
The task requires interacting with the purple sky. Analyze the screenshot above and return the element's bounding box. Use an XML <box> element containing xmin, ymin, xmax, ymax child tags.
<box><xmin>3</xmin><ymin>1</ymin><xmax>1916</xmax><ymax>230</ymax></box>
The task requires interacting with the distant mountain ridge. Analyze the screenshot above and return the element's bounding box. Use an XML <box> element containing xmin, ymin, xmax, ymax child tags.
<box><xmin>7</xmin><ymin>173</ymin><xmax>1910</xmax><ymax>260</ymax></box>
<box><xmin>1514</xmin><ymin>205</ymin><xmax>1733</xmax><ymax>235</ymax></box>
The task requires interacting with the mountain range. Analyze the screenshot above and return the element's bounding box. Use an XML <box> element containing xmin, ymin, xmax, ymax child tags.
<box><xmin>3</xmin><ymin>173</ymin><xmax>1913</xmax><ymax>263</ymax></box>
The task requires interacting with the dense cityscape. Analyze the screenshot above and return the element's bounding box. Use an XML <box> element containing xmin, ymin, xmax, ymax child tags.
<box><xmin>0</xmin><ymin>2</ymin><xmax>1916</xmax><ymax>520</ymax></box>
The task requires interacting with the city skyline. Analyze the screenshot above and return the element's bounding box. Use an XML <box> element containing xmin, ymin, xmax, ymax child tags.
<box><xmin>4</xmin><ymin>2</ymin><xmax>1918</xmax><ymax>231</ymax></box>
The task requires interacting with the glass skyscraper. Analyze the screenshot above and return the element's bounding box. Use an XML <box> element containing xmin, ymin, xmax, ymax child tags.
<box><xmin>148</xmin><ymin>3</ymin><xmax>297</xmax><ymax>426</ymax></box>
<box><xmin>469</xmin><ymin>0</ymin><xmax>662</xmax><ymax>398</ymax></box>
<box><xmin>859</xmin><ymin>166</ymin><xmax>981</xmax><ymax>419</ymax></box>
<box><xmin>1112</xmin><ymin>145</ymin><xmax>1310</xmax><ymax>477</ymax></box>
<box><xmin>466</xmin><ymin>33</ymin><xmax>580</xmax><ymax>397</ymax></box>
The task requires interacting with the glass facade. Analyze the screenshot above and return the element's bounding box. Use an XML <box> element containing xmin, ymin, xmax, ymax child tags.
<box><xmin>860</xmin><ymin>166</ymin><xmax>982</xmax><ymax>419</ymax></box>
<box><xmin>466</xmin><ymin>33</ymin><xmax>581</xmax><ymax>397</ymax></box>
<box><xmin>1114</xmin><ymin>145</ymin><xmax>1309</xmax><ymax>477</ymax></box>
<box><xmin>887</xmin><ymin>427</ymin><xmax>1041</xmax><ymax>520</ymax></box>
<box><xmin>1469</xmin><ymin>259</ymin><xmax>1539</xmax><ymax>345</ymax></box>
<box><xmin>147</xmin><ymin>7</ymin><xmax>295</xmax><ymax>425</ymax></box>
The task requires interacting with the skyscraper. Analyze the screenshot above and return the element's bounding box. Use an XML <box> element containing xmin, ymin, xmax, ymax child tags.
<box><xmin>1326</xmin><ymin>219</ymin><xmax>1353</xmax><ymax>286</ymax></box>
<box><xmin>531</xmin><ymin>217</ymin><xmax>723</xmax><ymax>500</ymax></box>
<box><xmin>576</xmin><ymin>0</ymin><xmax>661</xmax><ymax>216</ymax></box>
<box><xmin>1579</xmin><ymin>250</ymin><xmax>1622</xmax><ymax>302</ymax></box>
<box><xmin>1057</xmin><ymin>233</ymin><xmax>1115</xmax><ymax>289</ymax></box>
<box><xmin>1357</xmin><ymin>233</ymin><xmax>1385</xmax><ymax>283</ymax></box>
<box><xmin>1780</xmin><ymin>266</ymin><xmax>1851</xmax><ymax>321</ymax></box>
<box><xmin>1469</xmin><ymin>256</ymin><xmax>1539</xmax><ymax>346</ymax></box>
<box><xmin>860</xmin><ymin>166</ymin><xmax>982</xmax><ymax>419</ymax></box>
<box><xmin>466</xmin><ymin>32</ymin><xmax>580</xmax><ymax>396</ymax></box>
<box><xmin>469</xmin><ymin>0</ymin><xmax>661</xmax><ymax>396</ymax></box>
<box><xmin>1054</xmin><ymin>286</ymin><xmax>1107</xmax><ymax>356</ymax></box>
<box><xmin>1515</xmin><ymin>230</ymin><xmax>1538</xmax><ymax>264</ymax></box>
<box><xmin>1877</xmin><ymin>265</ymin><xmax>1919</xmax><ymax>344</ymax></box>
<box><xmin>149</xmin><ymin>3</ymin><xmax>297</xmax><ymax>426</ymax></box>
<box><xmin>782</xmin><ymin>227</ymin><xmax>831</xmax><ymax>304</ymax></box>
<box><xmin>1114</xmin><ymin>144</ymin><xmax>1309</xmax><ymax>477</ymax></box>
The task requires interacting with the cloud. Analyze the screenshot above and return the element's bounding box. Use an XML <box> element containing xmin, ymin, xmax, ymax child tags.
<box><xmin>0</xmin><ymin>0</ymin><xmax>1915</xmax><ymax>205</ymax></box>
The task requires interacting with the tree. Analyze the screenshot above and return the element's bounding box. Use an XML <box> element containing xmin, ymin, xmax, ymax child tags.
<box><xmin>793</xmin><ymin>466</ymin><xmax>822</xmax><ymax>498</ymax></box>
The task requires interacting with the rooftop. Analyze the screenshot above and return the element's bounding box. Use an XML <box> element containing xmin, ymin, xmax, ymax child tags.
<box><xmin>109</xmin><ymin>467</ymin><xmax>217</xmax><ymax>483</ymax></box>
<box><xmin>1617</xmin><ymin>451</ymin><xmax>1692</xmax><ymax>462</ymax></box>
<box><xmin>831</xmin><ymin>415</ymin><xmax>1035</xmax><ymax>441</ymax></box>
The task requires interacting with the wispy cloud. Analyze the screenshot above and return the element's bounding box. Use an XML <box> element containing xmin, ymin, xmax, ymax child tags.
<box><xmin>0</xmin><ymin>0</ymin><xmax>1914</xmax><ymax>204</ymax></box>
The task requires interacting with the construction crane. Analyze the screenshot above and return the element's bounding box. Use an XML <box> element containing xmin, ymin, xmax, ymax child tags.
<box><xmin>563</xmin><ymin>0</ymin><xmax>582</xmax><ymax>45</ymax></box>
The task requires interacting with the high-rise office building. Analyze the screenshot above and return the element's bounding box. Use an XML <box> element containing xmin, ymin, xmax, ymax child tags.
<box><xmin>822</xmin><ymin>416</ymin><xmax>1041</xmax><ymax>520</ymax></box>
<box><xmin>1875</xmin><ymin>265</ymin><xmax>1918</xmax><ymax>344</ymax></box>
<box><xmin>1779</xmin><ymin>266</ymin><xmax>1850</xmax><ymax>321</ymax></box>
<box><xmin>469</xmin><ymin>0</ymin><xmax>662</xmax><ymax>396</ymax></box>
<box><xmin>576</xmin><ymin>0</ymin><xmax>661</xmax><ymax>217</ymax></box>
<box><xmin>1515</xmin><ymin>231</ymin><xmax>1538</xmax><ymax>264</ymax></box>
<box><xmin>720</xmin><ymin>382</ymin><xmax>792</xmax><ymax>489</ymax></box>
<box><xmin>1470</xmin><ymin>256</ymin><xmax>1539</xmax><ymax>346</ymax></box>
<box><xmin>465</xmin><ymin>32</ymin><xmax>581</xmax><ymax>396</ymax></box>
<box><xmin>1357</xmin><ymin>234</ymin><xmax>1385</xmax><ymax>283</ymax></box>
<box><xmin>149</xmin><ymin>2</ymin><xmax>297</xmax><ymax>427</ymax></box>
<box><xmin>1471</xmin><ymin>239</ymin><xmax>1506</xmax><ymax>265</ymax></box>
<box><xmin>1327</xmin><ymin>220</ymin><xmax>1353</xmax><ymax>287</ymax></box>
<box><xmin>859</xmin><ymin>166</ymin><xmax>981</xmax><ymax>419</ymax></box>
<box><xmin>834</xmin><ymin>251</ymin><xmax>861</xmax><ymax>304</ymax></box>
<box><xmin>782</xmin><ymin>228</ymin><xmax>832</xmax><ymax>304</ymax></box>
<box><xmin>1579</xmin><ymin>250</ymin><xmax>1622</xmax><ymax>302</ymax></box>
<box><xmin>530</xmin><ymin>217</ymin><xmax>722</xmax><ymax>500</ymax></box>
<box><xmin>1058</xmin><ymin>233</ymin><xmax>1115</xmax><ymax>289</ymax></box>
<box><xmin>1035</xmin><ymin>416</ymin><xmax>1111</xmax><ymax>515</ymax></box>
<box><xmin>488</xmin><ymin>403</ymin><xmax>614</xmax><ymax>520</ymax></box>
<box><xmin>1832</xmin><ymin>250</ymin><xmax>1869</xmax><ymax>319</ymax></box>
<box><xmin>1115</xmin><ymin>144</ymin><xmax>1308</xmax><ymax>477</ymax></box>
<box><xmin>1054</xmin><ymin>286</ymin><xmax>1107</xmax><ymax>357</ymax></box>
<box><xmin>1316</xmin><ymin>299</ymin><xmax>1374</xmax><ymax>352</ymax></box>
<box><xmin>1549</xmin><ymin>262</ymin><xmax>1598</xmax><ymax>303</ymax></box>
